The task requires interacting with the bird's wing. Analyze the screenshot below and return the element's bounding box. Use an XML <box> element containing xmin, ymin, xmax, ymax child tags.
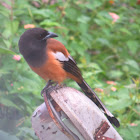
<box><xmin>52</xmin><ymin>51</ymin><xmax>82</xmax><ymax>79</ymax></box>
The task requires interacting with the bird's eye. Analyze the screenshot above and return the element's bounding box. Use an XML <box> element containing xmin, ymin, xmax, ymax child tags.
<box><xmin>38</xmin><ymin>34</ymin><xmax>44</xmax><ymax>40</ymax></box>
<box><xmin>38</xmin><ymin>31</ymin><xmax>49</xmax><ymax>40</ymax></box>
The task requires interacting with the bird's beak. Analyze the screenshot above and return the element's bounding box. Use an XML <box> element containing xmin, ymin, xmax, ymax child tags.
<box><xmin>43</xmin><ymin>32</ymin><xmax>58</xmax><ymax>40</ymax></box>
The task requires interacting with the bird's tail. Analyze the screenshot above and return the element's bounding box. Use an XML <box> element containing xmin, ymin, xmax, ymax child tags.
<box><xmin>77</xmin><ymin>79</ymin><xmax>120</xmax><ymax>127</ymax></box>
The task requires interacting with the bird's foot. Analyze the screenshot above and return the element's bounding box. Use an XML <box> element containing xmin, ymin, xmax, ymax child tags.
<box><xmin>47</xmin><ymin>83</ymin><xmax>65</xmax><ymax>94</ymax></box>
<box><xmin>41</xmin><ymin>80</ymin><xmax>55</xmax><ymax>96</ymax></box>
<box><xmin>53</xmin><ymin>83</ymin><xmax>66</xmax><ymax>91</ymax></box>
<box><xmin>41</xmin><ymin>81</ymin><xmax>65</xmax><ymax>97</ymax></box>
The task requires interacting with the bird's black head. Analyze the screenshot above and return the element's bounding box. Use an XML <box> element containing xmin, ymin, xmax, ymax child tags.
<box><xmin>19</xmin><ymin>28</ymin><xmax>58</xmax><ymax>55</ymax></box>
<box><xmin>18</xmin><ymin>28</ymin><xmax>58</xmax><ymax>67</ymax></box>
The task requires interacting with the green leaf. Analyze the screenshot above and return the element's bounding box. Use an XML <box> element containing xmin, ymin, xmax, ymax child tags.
<box><xmin>107</xmin><ymin>88</ymin><xmax>132</xmax><ymax>111</ymax></box>
<box><xmin>125</xmin><ymin>59</ymin><xmax>139</xmax><ymax>71</ymax></box>
<box><xmin>94</xmin><ymin>19</ymin><xmax>104</xmax><ymax>26</ymax></box>
<box><xmin>0</xmin><ymin>69</ymin><xmax>9</xmax><ymax>77</ymax></box>
<box><xmin>19</xmin><ymin>127</ymin><xmax>37</xmax><ymax>139</ymax></box>
<box><xmin>78</xmin><ymin>23</ymin><xmax>89</xmax><ymax>34</ymax></box>
<box><xmin>0</xmin><ymin>47</ymin><xmax>16</xmax><ymax>55</ymax></box>
<box><xmin>18</xmin><ymin>95</ymin><xmax>32</xmax><ymax>105</ymax></box>
<box><xmin>77</xmin><ymin>15</ymin><xmax>90</xmax><ymax>24</ymax></box>
<box><xmin>119</xmin><ymin>125</ymin><xmax>140</xmax><ymax>140</ymax></box>
<box><xmin>86</xmin><ymin>1</ymin><xmax>102</xmax><ymax>9</ymax></box>
<box><xmin>12</xmin><ymin>21</ymin><xmax>19</xmax><ymax>34</ymax></box>
<box><xmin>0</xmin><ymin>130</ymin><xmax>19</xmax><ymax>140</ymax></box>
<box><xmin>0</xmin><ymin>98</ymin><xmax>20</xmax><ymax>110</ymax></box>
<box><xmin>97</xmin><ymin>38</ymin><xmax>110</xmax><ymax>46</ymax></box>
<box><xmin>120</xmin><ymin>28</ymin><xmax>131</xmax><ymax>36</ymax></box>
<box><xmin>108</xmin><ymin>70</ymin><xmax>123</xmax><ymax>79</ymax></box>
<box><xmin>40</xmin><ymin>20</ymin><xmax>60</xmax><ymax>27</ymax></box>
<box><xmin>127</xmin><ymin>41</ymin><xmax>139</xmax><ymax>54</ymax></box>
<box><xmin>65</xmin><ymin>8</ymin><xmax>79</xmax><ymax>21</ymax></box>
<box><xmin>88</xmin><ymin>63</ymin><xmax>102</xmax><ymax>70</ymax></box>
<box><xmin>87</xmin><ymin>63</ymin><xmax>103</xmax><ymax>74</ymax></box>
<box><xmin>108</xmin><ymin>98</ymin><xmax>132</xmax><ymax>111</ymax></box>
<box><xmin>32</xmin><ymin>9</ymin><xmax>54</xmax><ymax>20</ymax></box>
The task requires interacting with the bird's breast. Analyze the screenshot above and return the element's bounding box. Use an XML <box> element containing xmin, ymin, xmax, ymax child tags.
<box><xmin>30</xmin><ymin>50</ymin><xmax>67</xmax><ymax>83</ymax></box>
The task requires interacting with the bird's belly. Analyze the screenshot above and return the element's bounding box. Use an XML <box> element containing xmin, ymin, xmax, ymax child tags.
<box><xmin>30</xmin><ymin>59</ymin><xmax>67</xmax><ymax>83</ymax></box>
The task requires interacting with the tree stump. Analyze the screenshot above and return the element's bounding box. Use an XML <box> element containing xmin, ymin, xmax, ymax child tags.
<box><xmin>32</xmin><ymin>87</ymin><xmax>123</xmax><ymax>140</ymax></box>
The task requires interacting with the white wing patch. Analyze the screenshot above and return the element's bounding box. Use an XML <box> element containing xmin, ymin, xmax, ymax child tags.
<box><xmin>52</xmin><ymin>52</ymin><xmax>69</xmax><ymax>61</ymax></box>
<box><xmin>52</xmin><ymin>52</ymin><xmax>76</xmax><ymax>64</ymax></box>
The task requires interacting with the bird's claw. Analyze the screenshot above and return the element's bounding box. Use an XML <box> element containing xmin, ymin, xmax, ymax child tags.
<box><xmin>41</xmin><ymin>81</ymin><xmax>65</xmax><ymax>97</ymax></box>
<box><xmin>41</xmin><ymin>79</ymin><xmax>66</xmax><ymax>97</ymax></box>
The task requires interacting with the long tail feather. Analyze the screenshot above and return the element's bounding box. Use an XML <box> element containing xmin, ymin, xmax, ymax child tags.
<box><xmin>77</xmin><ymin>80</ymin><xmax>120</xmax><ymax>127</ymax></box>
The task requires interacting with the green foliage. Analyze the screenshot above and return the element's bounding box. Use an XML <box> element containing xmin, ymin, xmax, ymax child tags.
<box><xmin>0</xmin><ymin>0</ymin><xmax>140</xmax><ymax>140</ymax></box>
<box><xmin>0</xmin><ymin>130</ymin><xmax>19</xmax><ymax>140</ymax></box>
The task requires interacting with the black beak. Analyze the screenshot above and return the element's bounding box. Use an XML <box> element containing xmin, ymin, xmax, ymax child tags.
<box><xmin>43</xmin><ymin>31</ymin><xmax>58</xmax><ymax>40</ymax></box>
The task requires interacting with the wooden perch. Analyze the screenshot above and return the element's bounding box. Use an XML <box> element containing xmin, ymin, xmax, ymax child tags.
<box><xmin>32</xmin><ymin>87</ymin><xmax>123</xmax><ymax>140</ymax></box>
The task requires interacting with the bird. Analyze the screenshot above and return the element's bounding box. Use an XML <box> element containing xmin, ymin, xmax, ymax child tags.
<box><xmin>18</xmin><ymin>28</ymin><xmax>120</xmax><ymax>127</ymax></box>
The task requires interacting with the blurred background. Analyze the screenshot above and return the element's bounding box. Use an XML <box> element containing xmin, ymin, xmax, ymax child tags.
<box><xmin>0</xmin><ymin>0</ymin><xmax>140</xmax><ymax>140</ymax></box>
